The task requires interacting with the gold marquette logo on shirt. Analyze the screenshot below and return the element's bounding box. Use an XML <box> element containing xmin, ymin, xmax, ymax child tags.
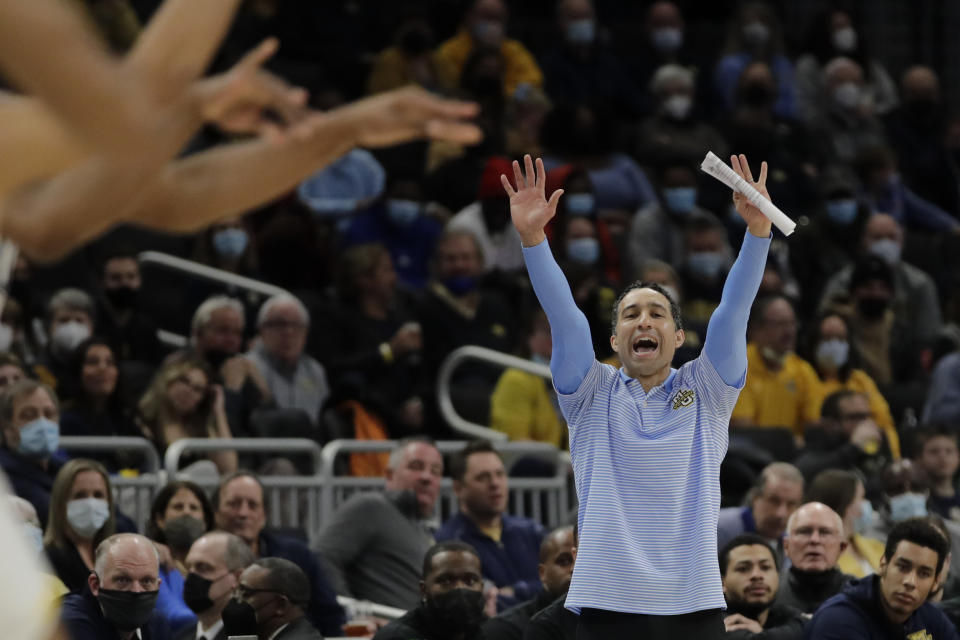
<box><xmin>672</xmin><ymin>389</ymin><xmax>695</xmax><ymax>410</ymax></box>
<box><xmin>907</xmin><ymin>631</ymin><xmax>933</xmax><ymax>640</ymax></box>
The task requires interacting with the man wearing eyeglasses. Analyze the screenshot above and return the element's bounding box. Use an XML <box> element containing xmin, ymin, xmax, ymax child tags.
<box><xmin>776</xmin><ymin>502</ymin><xmax>854</xmax><ymax>614</ymax></box>
<box><xmin>221</xmin><ymin>557</ymin><xmax>321</xmax><ymax>640</ymax></box>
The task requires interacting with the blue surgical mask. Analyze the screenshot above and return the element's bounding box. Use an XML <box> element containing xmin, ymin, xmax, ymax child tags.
<box><xmin>17</xmin><ymin>417</ymin><xmax>59</xmax><ymax>458</ymax></box>
<box><xmin>889</xmin><ymin>492</ymin><xmax>928</xmax><ymax>522</ymax></box>
<box><xmin>825</xmin><ymin>199</ymin><xmax>858</xmax><ymax>226</ymax></box>
<box><xmin>443</xmin><ymin>276</ymin><xmax>478</xmax><ymax>296</ymax></box>
<box><xmin>67</xmin><ymin>497</ymin><xmax>110</xmax><ymax>539</ymax></box>
<box><xmin>566</xmin><ymin>19</ymin><xmax>596</xmax><ymax>44</ymax></box>
<box><xmin>386</xmin><ymin>199</ymin><xmax>421</xmax><ymax>226</ymax></box>
<box><xmin>854</xmin><ymin>499</ymin><xmax>874</xmax><ymax>535</ymax></box>
<box><xmin>815</xmin><ymin>339</ymin><xmax>849</xmax><ymax>369</ymax></box>
<box><xmin>530</xmin><ymin>354</ymin><xmax>550</xmax><ymax>367</ymax></box>
<box><xmin>663</xmin><ymin>187</ymin><xmax>697</xmax><ymax>214</ymax></box>
<box><xmin>212</xmin><ymin>228</ymin><xmax>249</xmax><ymax>259</ymax></box>
<box><xmin>565</xmin><ymin>193</ymin><xmax>595</xmax><ymax>217</ymax></box>
<box><xmin>868</xmin><ymin>238</ymin><xmax>901</xmax><ymax>266</ymax></box>
<box><xmin>22</xmin><ymin>523</ymin><xmax>43</xmax><ymax>553</ymax></box>
<box><xmin>651</xmin><ymin>27</ymin><xmax>683</xmax><ymax>52</ymax></box>
<box><xmin>567</xmin><ymin>237</ymin><xmax>600</xmax><ymax>264</ymax></box>
<box><xmin>687</xmin><ymin>251</ymin><xmax>726</xmax><ymax>280</ymax></box>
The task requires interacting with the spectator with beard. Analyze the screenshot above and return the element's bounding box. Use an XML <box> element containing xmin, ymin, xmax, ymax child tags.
<box><xmin>806</xmin><ymin>519</ymin><xmax>956</xmax><ymax>639</ymax></box>
<box><xmin>34</xmin><ymin>288</ymin><xmax>95</xmax><ymax>400</ymax></box>
<box><xmin>913</xmin><ymin>426</ymin><xmax>960</xmax><ymax>522</ymax></box>
<box><xmin>434</xmin><ymin>0</ymin><xmax>543</xmax><ymax>97</ymax></box>
<box><xmin>483</xmin><ymin>525</ymin><xmax>576</xmax><ymax>640</ymax></box>
<box><xmin>804</xmin><ymin>314</ymin><xmax>898</xmax><ymax>451</ymax></box>
<box><xmin>795</xmin><ymin>391</ymin><xmax>891</xmax><ymax>484</ymax></box>
<box><xmin>144</xmin><ymin>481</ymin><xmax>216</xmax><ymax>638</ymax></box>
<box><xmin>374</xmin><ymin>541</ymin><xmax>487</xmax><ymax>640</ymax></box>
<box><xmin>719</xmin><ymin>534</ymin><xmax>805</xmax><ymax>639</ymax></box>
<box><xmin>884</xmin><ymin>66</ymin><xmax>960</xmax><ymax>214</ymax></box>
<box><xmin>777</xmin><ymin>502</ymin><xmax>854</xmax><ymax>613</ymax></box>
<box><xmin>635</xmin><ymin>64</ymin><xmax>728</xmax><ymax>170</ymax></box>
<box><xmin>94</xmin><ymin>247</ymin><xmax>162</xmax><ymax>366</ymax></box>
<box><xmin>730</xmin><ymin>296</ymin><xmax>822</xmax><ymax>438</ymax></box>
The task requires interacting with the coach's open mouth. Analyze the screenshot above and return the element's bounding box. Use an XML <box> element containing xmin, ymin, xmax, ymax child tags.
<box><xmin>632</xmin><ymin>335</ymin><xmax>659</xmax><ymax>358</ymax></box>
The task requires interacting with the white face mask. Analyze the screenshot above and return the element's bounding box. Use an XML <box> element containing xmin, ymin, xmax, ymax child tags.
<box><xmin>66</xmin><ymin>497</ymin><xmax>110</xmax><ymax>539</ymax></box>
<box><xmin>51</xmin><ymin>320</ymin><xmax>90</xmax><ymax>357</ymax></box>
<box><xmin>662</xmin><ymin>94</ymin><xmax>692</xmax><ymax>120</ymax></box>
<box><xmin>833</xmin><ymin>82</ymin><xmax>862</xmax><ymax>110</ymax></box>
<box><xmin>832</xmin><ymin>26</ymin><xmax>857</xmax><ymax>52</ymax></box>
<box><xmin>0</xmin><ymin>323</ymin><xmax>13</xmax><ymax>352</ymax></box>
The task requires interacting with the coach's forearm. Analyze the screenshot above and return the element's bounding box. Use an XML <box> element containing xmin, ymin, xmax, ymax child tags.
<box><xmin>702</xmin><ymin>231</ymin><xmax>770</xmax><ymax>384</ymax></box>
<box><xmin>130</xmin><ymin>111</ymin><xmax>359</xmax><ymax>232</ymax></box>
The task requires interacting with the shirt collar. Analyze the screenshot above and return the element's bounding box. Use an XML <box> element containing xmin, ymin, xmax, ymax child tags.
<box><xmin>197</xmin><ymin>619</ymin><xmax>224</xmax><ymax>640</ymax></box>
<box><xmin>617</xmin><ymin>367</ymin><xmax>678</xmax><ymax>393</ymax></box>
<box><xmin>267</xmin><ymin>622</ymin><xmax>290</xmax><ymax>640</ymax></box>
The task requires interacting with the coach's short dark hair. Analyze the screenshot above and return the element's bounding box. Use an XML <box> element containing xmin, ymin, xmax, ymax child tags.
<box><xmin>719</xmin><ymin>533</ymin><xmax>779</xmax><ymax>576</ymax></box>
<box><xmin>422</xmin><ymin>541</ymin><xmax>480</xmax><ymax>577</ymax></box>
<box><xmin>449</xmin><ymin>440</ymin><xmax>502</xmax><ymax>482</ymax></box>
<box><xmin>610</xmin><ymin>281</ymin><xmax>683</xmax><ymax>335</ymax></box>
<box><xmin>253</xmin><ymin>557</ymin><xmax>310</xmax><ymax>606</ymax></box>
<box><xmin>884</xmin><ymin>518</ymin><xmax>950</xmax><ymax>575</ymax></box>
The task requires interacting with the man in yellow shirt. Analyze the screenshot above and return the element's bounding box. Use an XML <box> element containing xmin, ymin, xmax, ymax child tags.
<box><xmin>732</xmin><ymin>295</ymin><xmax>822</xmax><ymax>438</ymax></box>
<box><xmin>435</xmin><ymin>0</ymin><xmax>544</xmax><ymax>97</ymax></box>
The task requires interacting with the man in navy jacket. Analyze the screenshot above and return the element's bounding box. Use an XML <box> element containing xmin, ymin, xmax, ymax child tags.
<box><xmin>436</xmin><ymin>440</ymin><xmax>545</xmax><ymax>610</ymax></box>
<box><xmin>806</xmin><ymin>518</ymin><xmax>959</xmax><ymax>639</ymax></box>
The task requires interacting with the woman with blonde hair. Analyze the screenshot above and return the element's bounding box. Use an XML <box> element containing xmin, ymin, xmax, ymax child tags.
<box><xmin>137</xmin><ymin>357</ymin><xmax>237</xmax><ymax>473</ymax></box>
<box><xmin>43</xmin><ymin>458</ymin><xmax>116</xmax><ymax>593</ymax></box>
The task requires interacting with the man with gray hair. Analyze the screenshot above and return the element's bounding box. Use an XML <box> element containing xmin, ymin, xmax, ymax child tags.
<box><xmin>34</xmin><ymin>287</ymin><xmax>95</xmax><ymax>393</ymax></box>
<box><xmin>61</xmin><ymin>533</ymin><xmax>162</xmax><ymax>640</ymax></box>
<box><xmin>776</xmin><ymin>502</ymin><xmax>853</xmax><ymax>613</ymax></box>
<box><xmin>718</xmin><ymin>462</ymin><xmax>805</xmax><ymax>568</ymax></box>
<box><xmin>176</xmin><ymin>294</ymin><xmax>270</xmax><ymax>435</ymax></box>
<box><xmin>222</xmin><ymin>557</ymin><xmax>322</xmax><ymax>639</ymax></box>
<box><xmin>245</xmin><ymin>294</ymin><xmax>328</xmax><ymax>425</ymax></box>
<box><xmin>178</xmin><ymin>531</ymin><xmax>256</xmax><ymax>640</ymax></box>
<box><xmin>315</xmin><ymin>437</ymin><xmax>442</xmax><ymax>609</ymax></box>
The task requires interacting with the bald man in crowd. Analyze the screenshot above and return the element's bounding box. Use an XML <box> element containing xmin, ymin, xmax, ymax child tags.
<box><xmin>777</xmin><ymin>502</ymin><xmax>854</xmax><ymax>613</ymax></box>
<box><xmin>61</xmin><ymin>533</ymin><xmax>162</xmax><ymax>640</ymax></box>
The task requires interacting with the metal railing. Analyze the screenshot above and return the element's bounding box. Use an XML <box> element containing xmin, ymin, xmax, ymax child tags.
<box><xmin>58</xmin><ymin>436</ymin><xmax>164</xmax><ymax>531</ymax></box>
<box><xmin>138</xmin><ymin>251</ymin><xmax>291</xmax><ymax>346</ymax></box>
<box><xmin>320</xmin><ymin>439</ymin><xmax>570</xmax><ymax>529</ymax></box>
<box><xmin>165</xmin><ymin>438</ymin><xmax>325</xmax><ymax>544</ymax></box>
<box><xmin>436</xmin><ymin>345</ymin><xmax>552</xmax><ymax>441</ymax></box>
<box><xmin>336</xmin><ymin>596</ymin><xmax>405</xmax><ymax>622</ymax></box>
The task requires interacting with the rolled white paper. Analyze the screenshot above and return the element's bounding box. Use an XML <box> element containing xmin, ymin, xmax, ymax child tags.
<box><xmin>700</xmin><ymin>151</ymin><xmax>797</xmax><ymax>236</ymax></box>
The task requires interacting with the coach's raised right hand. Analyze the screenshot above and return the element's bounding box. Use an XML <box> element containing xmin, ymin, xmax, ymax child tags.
<box><xmin>501</xmin><ymin>154</ymin><xmax>564</xmax><ymax>247</ymax></box>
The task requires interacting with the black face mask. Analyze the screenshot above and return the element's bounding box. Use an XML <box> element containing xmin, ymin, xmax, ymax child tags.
<box><xmin>162</xmin><ymin>515</ymin><xmax>206</xmax><ymax>554</ymax></box>
<box><xmin>105</xmin><ymin>285</ymin><xmax>139</xmax><ymax>310</ymax></box>
<box><xmin>857</xmin><ymin>297</ymin><xmax>889</xmax><ymax>319</ymax></box>
<box><xmin>183</xmin><ymin>573</ymin><xmax>215</xmax><ymax>614</ymax></box>
<box><xmin>221</xmin><ymin>598</ymin><xmax>261</xmax><ymax>637</ymax></box>
<box><xmin>423</xmin><ymin>588</ymin><xmax>486</xmax><ymax>635</ymax></box>
<box><xmin>204</xmin><ymin>348</ymin><xmax>234</xmax><ymax>371</ymax></box>
<box><xmin>97</xmin><ymin>587</ymin><xmax>159</xmax><ymax>631</ymax></box>
<box><xmin>740</xmin><ymin>83</ymin><xmax>774</xmax><ymax>108</ymax></box>
<box><xmin>467</xmin><ymin>74</ymin><xmax>502</xmax><ymax>99</ymax></box>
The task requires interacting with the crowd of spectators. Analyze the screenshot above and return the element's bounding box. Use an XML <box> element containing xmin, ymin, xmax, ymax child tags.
<box><xmin>6</xmin><ymin>0</ymin><xmax>960</xmax><ymax>638</ymax></box>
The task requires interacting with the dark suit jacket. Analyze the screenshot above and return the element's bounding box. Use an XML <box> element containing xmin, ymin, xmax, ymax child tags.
<box><xmin>274</xmin><ymin>617</ymin><xmax>324</xmax><ymax>640</ymax></box>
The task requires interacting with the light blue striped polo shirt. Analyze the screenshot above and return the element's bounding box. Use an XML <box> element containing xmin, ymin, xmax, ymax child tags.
<box><xmin>522</xmin><ymin>231</ymin><xmax>770</xmax><ymax>616</ymax></box>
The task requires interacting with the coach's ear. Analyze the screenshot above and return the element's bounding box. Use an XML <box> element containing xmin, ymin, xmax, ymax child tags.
<box><xmin>674</xmin><ymin>329</ymin><xmax>685</xmax><ymax>348</ymax></box>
